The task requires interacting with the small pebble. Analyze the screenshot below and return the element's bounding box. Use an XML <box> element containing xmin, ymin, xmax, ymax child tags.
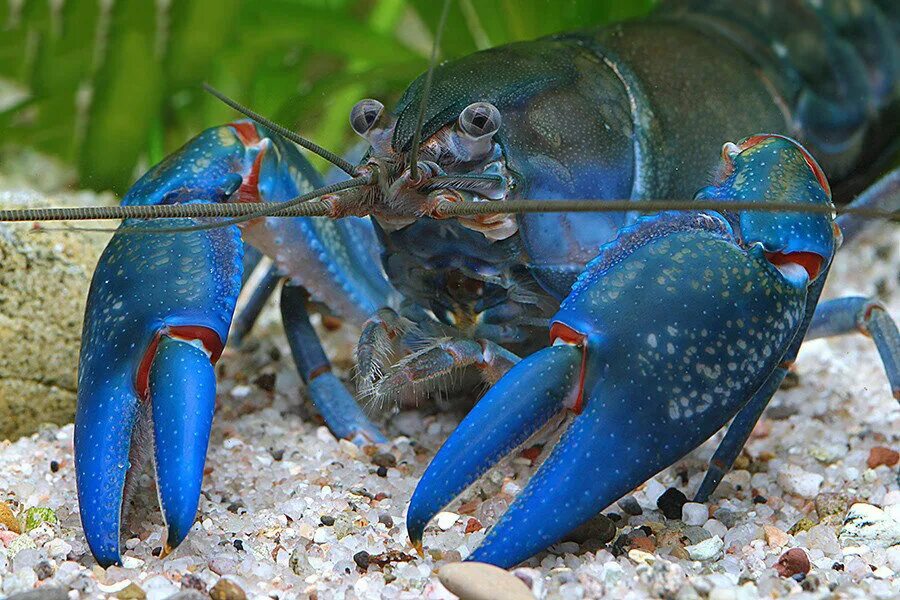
<box><xmin>372</xmin><ymin>452</ymin><xmax>397</xmax><ymax>468</ymax></box>
<box><xmin>563</xmin><ymin>513</ymin><xmax>617</xmax><ymax>544</ymax></box>
<box><xmin>181</xmin><ymin>574</ymin><xmax>206</xmax><ymax>591</ymax></box>
<box><xmin>376</xmin><ymin>465</ymin><xmax>388</xmax><ymax>477</ymax></box>
<box><xmin>682</xmin><ymin>502</ymin><xmax>708</xmax><ymax>526</ymax></box>
<box><xmin>867</xmin><ymin>447</ymin><xmax>900</xmax><ymax>469</ymax></box>
<box><xmin>629</xmin><ymin>535</ymin><xmax>656</xmax><ymax>553</ymax></box>
<box><xmin>788</xmin><ymin>518</ymin><xmax>815</xmax><ymax>535</ymax></box>
<box><xmin>116</xmin><ymin>583</ymin><xmax>147</xmax><ymax>600</ymax></box>
<box><xmin>618</xmin><ymin>496</ymin><xmax>643</xmax><ymax>516</ymax></box>
<box><xmin>34</xmin><ymin>559</ymin><xmax>54</xmax><ymax>580</ymax></box>
<box><xmin>353</xmin><ymin>550</ymin><xmax>370</xmax><ymax>570</ymax></box>
<box><xmin>777</xmin><ymin>465</ymin><xmax>823</xmax><ymax>499</ymax></box>
<box><xmin>763</xmin><ymin>524</ymin><xmax>790</xmax><ymax>548</ymax></box>
<box><xmin>438</xmin><ymin>562</ymin><xmax>534</xmax><ymax>600</ymax></box>
<box><xmin>774</xmin><ymin>548</ymin><xmax>810</xmax><ymax>578</ymax></box>
<box><xmin>436</xmin><ymin>511</ymin><xmax>459</xmax><ymax>530</ymax></box>
<box><xmin>685</xmin><ymin>535</ymin><xmax>723</xmax><ymax>561</ymax></box>
<box><xmin>320</xmin><ymin>515</ymin><xmax>336</xmax><ymax>526</ymax></box>
<box><xmin>49</xmin><ymin>460</ymin><xmax>59</xmax><ymax>473</ymax></box>
<box><xmin>378</xmin><ymin>514</ymin><xmax>394</xmax><ymax>528</ymax></box>
<box><xmin>465</xmin><ymin>518</ymin><xmax>483</xmax><ymax>533</ymax></box>
<box><xmin>714</xmin><ymin>508</ymin><xmax>738</xmax><ymax>528</ymax></box>
<box><xmin>628</xmin><ymin>549</ymin><xmax>656</xmax><ymax>564</ymax></box>
<box><xmin>840</xmin><ymin>502</ymin><xmax>900</xmax><ymax>548</ymax></box>
<box><xmin>209</xmin><ymin>578</ymin><xmax>247</xmax><ymax>600</ymax></box>
<box><xmin>0</xmin><ymin>502</ymin><xmax>20</xmax><ymax>533</ymax></box>
<box><xmin>657</xmin><ymin>488</ymin><xmax>688</xmax><ymax>520</ymax></box>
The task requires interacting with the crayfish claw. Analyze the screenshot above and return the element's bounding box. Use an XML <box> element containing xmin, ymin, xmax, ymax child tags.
<box><xmin>407</xmin><ymin>345</ymin><xmax>580</xmax><ymax>550</ymax></box>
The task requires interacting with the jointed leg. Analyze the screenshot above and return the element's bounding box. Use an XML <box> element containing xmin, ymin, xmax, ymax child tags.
<box><xmin>835</xmin><ymin>167</ymin><xmax>899</xmax><ymax>244</ymax></box>
<box><xmin>281</xmin><ymin>283</ymin><xmax>386</xmax><ymax>444</ymax></box>
<box><xmin>806</xmin><ymin>296</ymin><xmax>899</xmax><ymax>398</ymax></box>
<box><xmin>367</xmin><ymin>337</ymin><xmax>520</xmax><ymax>401</ymax></box>
<box><xmin>231</xmin><ymin>263</ymin><xmax>283</xmax><ymax>347</ymax></box>
<box><xmin>693</xmin><ymin>366</ymin><xmax>787</xmax><ymax>502</ymax></box>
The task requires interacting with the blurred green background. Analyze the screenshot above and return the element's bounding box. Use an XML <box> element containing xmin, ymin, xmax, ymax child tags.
<box><xmin>0</xmin><ymin>0</ymin><xmax>656</xmax><ymax>194</ymax></box>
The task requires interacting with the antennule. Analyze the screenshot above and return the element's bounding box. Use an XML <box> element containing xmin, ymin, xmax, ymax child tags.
<box><xmin>203</xmin><ymin>83</ymin><xmax>356</xmax><ymax>175</ymax></box>
<box><xmin>408</xmin><ymin>0</ymin><xmax>452</xmax><ymax>180</ymax></box>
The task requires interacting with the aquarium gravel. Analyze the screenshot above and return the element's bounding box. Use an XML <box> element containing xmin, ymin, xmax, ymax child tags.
<box><xmin>0</xmin><ymin>221</ymin><xmax>898</xmax><ymax>599</ymax></box>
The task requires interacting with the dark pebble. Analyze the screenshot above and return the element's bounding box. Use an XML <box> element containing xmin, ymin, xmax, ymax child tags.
<box><xmin>609</xmin><ymin>533</ymin><xmax>631</xmax><ymax>557</ymax></box>
<box><xmin>152</xmin><ymin>546</ymin><xmax>162</xmax><ymax>557</ymax></box>
<box><xmin>270</xmin><ymin>448</ymin><xmax>285</xmax><ymax>461</ymax></box>
<box><xmin>181</xmin><ymin>573</ymin><xmax>206</xmax><ymax>591</ymax></box>
<box><xmin>233</xmin><ymin>539</ymin><xmax>244</xmax><ymax>551</ymax></box>
<box><xmin>378</xmin><ymin>514</ymin><xmax>394</xmax><ymax>528</ymax></box>
<box><xmin>372</xmin><ymin>452</ymin><xmax>397</xmax><ymax>468</ymax></box>
<box><xmin>254</xmin><ymin>373</ymin><xmax>277</xmax><ymax>392</ymax></box>
<box><xmin>376</xmin><ymin>466</ymin><xmax>388</xmax><ymax>477</ymax></box>
<box><xmin>563</xmin><ymin>513</ymin><xmax>617</xmax><ymax>545</ymax></box>
<box><xmin>766</xmin><ymin>402</ymin><xmax>798</xmax><ymax>419</ymax></box>
<box><xmin>353</xmin><ymin>550</ymin><xmax>370</xmax><ymax>570</ymax></box>
<box><xmin>775</xmin><ymin>548</ymin><xmax>811</xmax><ymax>578</ymax></box>
<box><xmin>657</xmin><ymin>488</ymin><xmax>688</xmax><ymax>520</ymax></box>
<box><xmin>34</xmin><ymin>559</ymin><xmax>54</xmax><ymax>580</ymax></box>
<box><xmin>714</xmin><ymin>508</ymin><xmax>738</xmax><ymax>528</ymax></box>
<box><xmin>321</xmin><ymin>515</ymin><xmax>336</xmax><ymax>526</ymax></box>
<box><xmin>618</xmin><ymin>496</ymin><xmax>642</xmax><ymax>516</ymax></box>
<box><xmin>833</xmin><ymin>562</ymin><xmax>844</xmax><ymax>571</ymax></box>
<box><xmin>49</xmin><ymin>461</ymin><xmax>59</xmax><ymax>473</ymax></box>
<box><xmin>779</xmin><ymin>371</ymin><xmax>801</xmax><ymax>390</ymax></box>
<box><xmin>227</xmin><ymin>501</ymin><xmax>244</xmax><ymax>514</ymax></box>
<box><xmin>753</xmin><ymin>495</ymin><xmax>767</xmax><ymax>504</ymax></box>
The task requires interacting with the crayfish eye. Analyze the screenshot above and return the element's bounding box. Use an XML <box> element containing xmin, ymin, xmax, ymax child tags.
<box><xmin>350</xmin><ymin>99</ymin><xmax>384</xmax><ymax>136</ymax></box>
<box><xmin>459</xmin><ymin>102</ymin><xmax>501</xmax><ymax>139</ymax></box>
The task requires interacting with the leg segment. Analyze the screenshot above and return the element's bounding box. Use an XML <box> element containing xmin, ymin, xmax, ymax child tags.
<box><xmin>356</xmin><ymin>307</ymin><xmax>417</xmax><ymax>393</ymax></box>
<box><xmin>693</xmin><ymin>367</ymin><xmax>787</xmax><ymax>502</ymax></box>
<box><xmin>231</xmin><ymin>263</ymin><xmax>283</xmax><ymax>347</ymax></box>
<box><xmin>835</xmin><ymin>167</ymin><xmax>899</xmax><ymax>244</ymax></box>
<box><xmin>368</xmin><ymin>337</ymin><xmax>519</xmax><ymax>401</ymax></box>
<box><xmin>806</xmin><ymin>296</ymin><xmax>899</xmax><ymax>398</ymax></box>
<box><xmin>280</xmin><ymin>283</ymin><xmax>386</xmax><ymax>444</ymax></box>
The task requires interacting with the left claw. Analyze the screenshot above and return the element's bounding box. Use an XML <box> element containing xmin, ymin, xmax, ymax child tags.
<box><xmin>409</xmin><ymin>135</ymin><xmax>839</xmax><ymax>567</ymax></box>
<box><xmin>75</xmin><ymin>217</ymin><xmax>243</xmax><ymax>566</ymax></box>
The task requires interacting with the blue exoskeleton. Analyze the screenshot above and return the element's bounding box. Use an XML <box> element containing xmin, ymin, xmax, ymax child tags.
<box><xmin>71</xmin><ymin>0</ymin><xmax>898</xmax><ymax>568</ymax></box>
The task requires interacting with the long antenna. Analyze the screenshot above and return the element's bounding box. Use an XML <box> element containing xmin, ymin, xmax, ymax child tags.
<box><xmin>1</xmin><ymin>199</ymin><xmax>895</xmax><ymax>225</ymax></box>
<box><xmin>203</xmin><ymin>84</ymin><xmax>356</xmax><ymax>175</ymax></box>
<box><xmin>407</xmin><ymin>0</ymin><xmax>452</xmax><ymax>180</ymax></box>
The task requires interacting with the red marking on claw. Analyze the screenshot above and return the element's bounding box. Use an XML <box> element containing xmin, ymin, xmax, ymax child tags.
<box><xmin>136</xmin><ymin>326</ymin><xmax>224</xmax><ymax>402</ymax></box>
<box><xmin>549</xmin><ymin>322</ymin><xmax>588</xmax><ymax>414</ymax></box>
<box><xmin>229</xmin><ymin>121</ymin><xmax>261</xmax><ymax>146</ymax></box>
<box><xmin>739</xmin><ymin>134</ymin><xmax>831</xmax><ymax>198</ymax></box>
<box><xmin>239</xmin><ymin>144</ymin><xmax>267</xmax><ymax>204</ymax></box>
<box><xmin>764</xmin><ymin>250</ymin><xmax>823</xmax><ymax>280</ymax></box>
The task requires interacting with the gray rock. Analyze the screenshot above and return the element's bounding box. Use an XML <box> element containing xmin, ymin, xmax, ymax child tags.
<box><xmin>0</xmin><ymin>187</ymin><xmax>111</xmax><ymax>439</ymax></box>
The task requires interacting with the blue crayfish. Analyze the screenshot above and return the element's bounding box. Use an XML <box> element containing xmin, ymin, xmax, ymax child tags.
<box><xmin>5</xmin><ymin>0</ymin><xmax>897</xmax><ymax>569</ymax></box>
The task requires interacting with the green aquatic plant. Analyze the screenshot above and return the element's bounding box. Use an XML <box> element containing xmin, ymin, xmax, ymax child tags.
<box><xmin>0</xmin><ymin>0</ymin><xmax>655</xmax><ymax>193</ymax></box>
